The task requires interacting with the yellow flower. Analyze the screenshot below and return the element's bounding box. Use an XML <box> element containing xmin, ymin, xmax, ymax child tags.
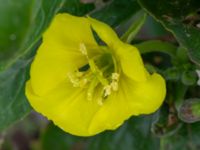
<box><xmin>25</xmin><ymin>13</ymin><xmax>166</xmax><ymax>136</ymax></box>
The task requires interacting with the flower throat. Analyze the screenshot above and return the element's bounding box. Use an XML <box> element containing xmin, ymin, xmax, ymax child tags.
<box><xmin>68</xmin><ymin>43</ymin><xmax>120</xmax><ymax>106</ymax></box>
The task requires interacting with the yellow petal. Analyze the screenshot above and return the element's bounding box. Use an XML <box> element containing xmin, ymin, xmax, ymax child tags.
<box><xmin>88</xmin><ymin>73</ymin><xmax>166</xmax><ymax>133</ymax></box>
<box><xmin>88</xmin><ymin>91</ymin><xmax>138</xmax><ymax>134</ymax></box>
<box><xmin>26</xmin><ymin>80</ymin><xmax>79</xmax><ymax>117</ymax></box>
<box><xmin>125</xmin><ymin>73</ymin><xmax>166</xmax><ymax>114</ymax></box>
<box><xmin>44</xmin><ymin>13</ymin><xmax>98</xmax><ymax>48</ymax></box>
<box><xmin>30</xmin><ymin>14</ymin><xmax>101</xmax><ymax>96</ymax></box>
<box><xmin>31</xmin><ymin>45</ymin><xmax>87</xmax><ymax>96</ymax></box>
<box><xmin>87</xmin><ymin>16</ymin><xmax>121</xmax><ymax>48</ymax></box>
<box><xmin>26</xmin><ymin>73</ymin><xmax>165</xmax><ymax>136</ymax></box>
<box><xmin>26</xmin><ymin>80</ymin><xmax>102</xmax><ymax>136</ymax></box>
<box><xmin>116</xmin><ymin>43</ymin><xmax>148</xmax><ymax>82</ymax></box>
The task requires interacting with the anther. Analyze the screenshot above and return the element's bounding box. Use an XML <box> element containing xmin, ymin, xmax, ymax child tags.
<box><xmin>103</xmin><ymin>85</ymin><xmax>112</xmax><ymax>97</ymax></box>
<box><xmin>79</xmin><ymin>43</ymin><xmax>88</xmax><ymax>56</ymax></box>
<box><xmin>68</xmin><ymin>71</ymin><xmax>88</xmax><ymax>87</ymax></box>
<box><xmin>111</xmin><ymin>81</ymin><xmax>118</xmax><ymax>91</ymax></box>
<box><xmin>67</xmin><ymin>73</ymin><xmax>80</xmax><ymax>87</ymax></box>
<box><xmin>112</xmin><ymin>73</ymin><xmax>120</xmax><ymax>81</ymax></box>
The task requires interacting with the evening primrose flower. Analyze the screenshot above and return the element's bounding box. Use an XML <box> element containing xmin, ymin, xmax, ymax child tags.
<box><xmin>25</xmin><ymin>13</ymin><xmax>166</xmax><ymax>136</ymax></box>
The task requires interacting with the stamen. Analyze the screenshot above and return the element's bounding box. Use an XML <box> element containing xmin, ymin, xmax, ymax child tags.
<box><xmin>71</xmin><ymin>44</ymin><xmax>120</xmax><ymax>105</ymax></box>
<box><xmin>103</xmin><ymin>85</ymin><xmax>112</xmax><ymax>97</ymax></box>
<box><xmin>68</xmin><ymin>71</ymin><xmax>88</xmax><ymax>87</ymax></box>
<box><xmin>67</xmin><ymin>73</ymin><xmax>80</xmax><ymax>87</ymax></box>
<box><xmin>80</xmin><ymin>43</ymin><xmax>88</xmax><ymax>56</ymax></box>
<box><xmin>88</xmin><ymin>59</ymin><xmax>109</xmax><ymax>86</ymax></box>
<box><xmin>112</xmin><ymin>73</ymin><xmax>120</xmax><ymax>81</ymax></box>
<box><xmin>87</xmin><ymin>77</ymin><xmax>98</xmax><ymax>101</ymax></box>
<box><xmin>111</xmin><ymin>81</ymin><xmax>118</xmax><ymax>91</ymax></box>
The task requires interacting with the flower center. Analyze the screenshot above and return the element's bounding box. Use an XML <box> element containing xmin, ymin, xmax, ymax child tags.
<box><xmin>68</xmin><ymin>43</ymin><xmax>120</xmax><ymax>105</ymax></box>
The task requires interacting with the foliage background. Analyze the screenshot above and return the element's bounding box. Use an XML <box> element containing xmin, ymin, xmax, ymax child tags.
<box><xmin>0</xmin><ymin>0</ymin><xmax>200</xmax><ymax>149</ymax></box>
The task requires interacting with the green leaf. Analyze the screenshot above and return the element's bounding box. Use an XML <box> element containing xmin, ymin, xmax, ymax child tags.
<box><xmin>91</xmin><ymin>0</ymin><xmax>141</xmax><ymax>27</ymax></box>
<box><xmin>0</xmin><ymin>0</ymin><xmax>66</xmax><ymax>132</ymax></box>
<box><xmin>0</xmin><ymin>0</ymin><xmax>65</xmax><ymax>71</ymax></box>
<box><xmin>135</xmin><ymin>40</ymin><xmax>177</xmax><ymax>58</ymax></box>
<box><xmin>87</xmin><ymin>116</ymin><xmax>159</xmax><ymax>150</ymax></box>
<box><xmin>0</xmin><ymin>38</ymin><xmax>40</xmax><ymax>131</ymax></box>
<box><xmin>121</xmin><ymin>11</ymin><xmax>147</xmax><ymax>43</ymax></box>
<box><xmin>60</xmin><ymin>0</ymin><xmax>95</xmax><ymax>16</ymax></box>
<box><xmin>0</xmin><ymin>58</ymin><xmax>32</xmax><ymax>131</ymax></box>
<box><xmin>142</xmin><ymin>16</ymin><xmax>170</xmax><ymax>38</ymax></box>
<box><xmin>138</xmin><ymin>0</ymin><xmax>200</xmax><ymax>65</ymax></box>
<box><xmin>42</xmin><ymin>123</ymin><xmax>84</xmax><ymax>150</ymax></box>
<box><xmin>42</xmin><ymin>116</ymin><xmax>159</xmax><ymax>150</ymax></box>
<box><xmin>0</xmin><ymin>0</ymin><xmax>32</xmax><ymax>69</ymax></box>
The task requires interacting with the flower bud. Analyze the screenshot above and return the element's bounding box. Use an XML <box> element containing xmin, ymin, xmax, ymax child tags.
<box><xmin>178</xmin><ymin>98</ymin><xmax>200</xmax><ymax>123</ymax></box>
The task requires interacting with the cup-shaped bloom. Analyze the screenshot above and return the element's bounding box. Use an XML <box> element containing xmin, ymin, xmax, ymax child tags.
<box><xmin>25</xmin><ymin>13</ymin><xmax>166</xmax><ymax>136</ymax></box>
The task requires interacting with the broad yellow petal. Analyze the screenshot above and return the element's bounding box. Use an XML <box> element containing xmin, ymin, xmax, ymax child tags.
<box><xmin>128</xmin><ymin>73</ymin><xmax>166</xmax><ymax>114</ymax></box>
<box><xmin>30</xmin><ymin>14</ymin><xmax>101</xmax><ymax>96</ymax></box>
<box><xmin>26</xmin><ymin>80</ymin><xmax>79</xmax><ymax>117</ymax></box>
<box><xmin>116</xmin><ymin>43</ymin><xmax>148</xmax><ymax>82</ymax></box>
<box><xmin>88</xmin><ymin>16</ymin><xmax>121</xmax><ymax>48</ymax></box>
<box><xmin>88</xmin><ymin>73</ymin><xmax>166</xmax><ymax>133</ymax></box>
<box><xmin>31</xmin><ymin>45</ymin><xmax>87</xmax><ymax>96</ymax></box>
<box><xmin>88</xmin><ymin>91</ymin><xmax>138</xmax><ymax>134</ymax></box>
<box><xmin>26</xmin><ymin>80</ymin><xmax>102</xmax><ymax>136</ymax></box>
<box><xmin>124</xmin><ymin>73</ymin><xmax>166</xmax><ymax>114</ymax></box>
<box><xmin>26</xmin><ymin>72</ymin><xmax>165</xmax><ymax>136</ymax></box>
<box><xmin>44</xmin><ymin>13</ymin><xmax>98</xmax><ymax>49</ymax></box>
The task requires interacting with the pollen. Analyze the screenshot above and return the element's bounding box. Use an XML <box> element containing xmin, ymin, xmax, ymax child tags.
<box><xmin>111</xmin><ymin>81</ymin><xmax>118</xmax><ymax>91</ymax></box>
<box><xmin>67</xmin><ymin>73</ymin><xmax>80</xmax><ymax>87</ymax></box>
<box><xmin>111</xmin><ymin>73</ymin><xmax>119</xmax><ymax>91</ymax></box>
<box><xmin>112</xmin><ymin>73</ymin><xmax>120</xmax><ymax>81</ymax></box>
<box><xmin>68</xmin><ymin>71</ymin><xmax>88</xmax><ymax>88</ymax></box>
<box><xmin>79</xmin><ymin>43</ymin><xmax>88</xmax><ymax>56</ymax></box>
<box><xmin>103</xmin><ymin>85</ymin><xmax>112</xmax><ymax>97</ymax></box>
